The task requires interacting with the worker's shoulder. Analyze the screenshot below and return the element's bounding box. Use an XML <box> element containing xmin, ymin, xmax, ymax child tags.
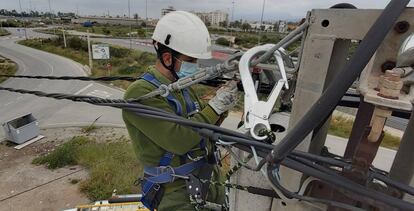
<box><xmin>124</xmin><ymin>78</ymin><xmax>156</xmax><ymax>99</ymax></box>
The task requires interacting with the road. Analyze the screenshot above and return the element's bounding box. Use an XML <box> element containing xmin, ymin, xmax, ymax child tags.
<box><xmin>0</xmin><ymin>28</ymin><xmax>125</xmax><ymax>140</ymax></box>
<box><xmin>91</xmin><ymin>37</ymin><xmax>233</xmax><ymax>68</ymax></box>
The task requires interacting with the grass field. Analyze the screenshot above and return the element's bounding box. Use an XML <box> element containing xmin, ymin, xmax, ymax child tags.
<box><xmin>329</xmin><ymin>115</ymin><xmax>401</xmax><ymax>150</ymax></box>
<box><xmin>32</xmin><ymin>136</ymin><xmax>141</xmax><ymax>201</ymax></box>
<box><xmin>73</xmin><ymin>24</ymin><xmax>152</xmax><ymax>38</ymax></box>
<box><xmin>0</xmin><ymin>28</ymin><xmax>10</xmax><ymax>36</ymax></box>
<box><xmin>0</xmin><ymin>56</ymin><xmax>17</xmax><ymax>83</ymax></box>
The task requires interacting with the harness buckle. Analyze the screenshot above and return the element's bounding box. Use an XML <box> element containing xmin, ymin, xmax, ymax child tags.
<box><xmin>153</xmin><ymin>183</ymin><xmax>161</xmax><ymax>191</ymax></box>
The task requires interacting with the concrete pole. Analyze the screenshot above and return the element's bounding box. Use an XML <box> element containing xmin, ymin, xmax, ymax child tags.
<box><xmin>128</xmin><ymin>0</ymin><xmax>132</xmax><ymax>49</ymax></box>
<box><xmin>258</xmin><ymin>0</ymin><xmax>266</xmax><ymax>45</ymax></box>
<box><xmin>62</xmin><ymin>27</ymin><xmax>67</xmax><ymax>48</ymax></box>
<box><xmin>18</xmin><ymin>0</ymin><xmax>28</xmax><ymax>40</ymax></box>
<box><xmin>48</xmin><ymin>0</ymin><xmax>56</xmax><ymax>35</ymax></box>
<box><xmin>87</xmin><ymin>29</ymin><xmax>93</xmax><ymax>71</ymax></box>
<box><xmin>230</xmin><ymin>0</ymin><xmax>235</xmax><ymax>37</ymax></box>
<box><xmin>145</xmin><ymin>0</ymin><xmax>148</xmax><ymax>39</ymax></box>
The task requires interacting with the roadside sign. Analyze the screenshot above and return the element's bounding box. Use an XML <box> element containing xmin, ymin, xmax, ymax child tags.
<box><xmin>92</xmin><ymin>44</ymin><xmax>110</xmax><ymax>60</ymax></box>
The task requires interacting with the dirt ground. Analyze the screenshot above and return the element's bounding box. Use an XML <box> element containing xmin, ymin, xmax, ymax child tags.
<box><xmin>0</xmin><ymin>127</ymin><xmax>128</xmax><ymax>211</ymax></box>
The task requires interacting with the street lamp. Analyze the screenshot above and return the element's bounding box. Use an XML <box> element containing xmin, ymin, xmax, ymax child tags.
<box><xmin>258</xmin><ymin>0</ymin><xmax>266</xmax><ymax>45</ymax></box>
<box><xmin>128</xmin><ymin>0</ymin><xmax>132</xmax><ymax>49</ymax></box>
<box><xmin>48</xmin><ymin>0</ymin><xmax>56</xmax><ymax>35</ymax></box>
<box><xmin>18</xmin><ymin>0</ymin><xmax>28</xmax><ymax>40</ymax></box>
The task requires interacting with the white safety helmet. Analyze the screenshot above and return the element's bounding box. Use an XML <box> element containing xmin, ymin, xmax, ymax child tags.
<box><xmin>152</xmin><ymin>11</ymin><xmax>212</xmax><ymax>59</ymax></box>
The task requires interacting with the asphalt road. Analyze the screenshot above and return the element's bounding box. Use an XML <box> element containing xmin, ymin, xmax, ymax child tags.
<box><xmin>0</xmin><ymin>28</ymin><xmax>125</xmax><ymax>140</ymax></box>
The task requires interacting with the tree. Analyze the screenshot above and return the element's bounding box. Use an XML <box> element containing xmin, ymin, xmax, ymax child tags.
<box><xmin>216</xmin><ymin>37</ymin><xmax>230</xmax><ymax>46</ymax></box>
<box><xmin>229</xmin><ymin>20</ymin><xmax>242</xmax><ymax>28</ymax></box>
<box><xmin>219</xmin><ymin>21</ymin><xmax>227</xmax><ymax>27</ymax></box>
<box><xmin>260</xmin><ymin>25</ymin><xmax>265</xmax><ymax>31</ymax></box>
<box><xmin>241</xmin><ymin>22</ymin><xmax>251</xmax><ymax>31</ymax></box>
<box><xmin>274</xmin><ymin>23</ymin><xmax>279</xmax><ymax>31</ymax></box>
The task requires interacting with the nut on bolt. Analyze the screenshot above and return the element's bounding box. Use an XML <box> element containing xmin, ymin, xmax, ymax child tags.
<box><xmin>394</xmin><ymin>21</ymin><xmax>410</xmax><ymax>34</ymax></box>
<box><xmin>381</xmin><ymin>61</ymin><xmax>396</xmax><ymax>73</ymax></box>
<box><xmin>377</xmin><ymin>70</ymin><xmax>404</xmax><ymax>100</ymax></box>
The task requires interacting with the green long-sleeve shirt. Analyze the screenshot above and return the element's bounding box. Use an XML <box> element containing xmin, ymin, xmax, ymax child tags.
<box><xmin>122</xmin><ymin>67</ymin><xmax>222</xmax><ymax>195</ymax></box>
<box><xmin>123</xmin><ymin>66</ymin><xmax>220</xmax><ymax>165</ymax></box>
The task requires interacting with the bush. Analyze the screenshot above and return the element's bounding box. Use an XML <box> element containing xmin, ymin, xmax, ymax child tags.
<box><xmin>110</xmin><ymin>47</ymin><xmax>131</xmax><ymax>58</ymax></box>
<box><xmin>102</xmin><ymin>27</ymin><xmax>111</xmax><ymax>35</ymax></box>
<box><xmin>216</xmin><ymin>37</ymin><xmax>230</xmax><ymax>46</ymax></box>
<box><xmin>67</xmin><ymin>36</ymin><xmax>88</xmax><ymax>51</ymax></box>
<box><xmin>137</xmin><ymin>52</ymin><xmax>156</xmax><ymax>66</ymax></box>
<box><xmin>32</xmin><ymin>135</ymin><xmax>141</xmax><ymax>201</ymax></box>
<box><xmin>32</xmin><ymin>136</ymin><xmax>90</xmax><ymax>169</ymax></box>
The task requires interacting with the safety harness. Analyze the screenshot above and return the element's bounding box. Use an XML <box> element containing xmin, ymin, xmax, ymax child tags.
<box><xmin>139</xmin><ymin>73</ymin><xmax>216</xmax><ymax>211</ymax></box>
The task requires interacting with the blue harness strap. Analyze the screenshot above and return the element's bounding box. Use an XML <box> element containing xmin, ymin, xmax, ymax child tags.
<box><xmin>141</xmin><ymin>73</ymin><xmax>183</xmax><ymax>116</ymax></box>
<box><xmin>140</xmin><ymin>73</ymin><xmax>199</xmax><ymax>117</ymax></box>
<box><xmin>139</xmin><ymin>73</ymin><xmax>206</xmax><ymax>211</ymax></box>
<box><xmin>144</xmin><ymin>158</ymin><xmax>206</xmax><ymax>183</ymax></box>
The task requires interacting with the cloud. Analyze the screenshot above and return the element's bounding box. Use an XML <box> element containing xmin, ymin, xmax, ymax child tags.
<box><xmin>1</xmin><ymin>0</ymin><xmax>413</xmax><ymax>21</ymax></box>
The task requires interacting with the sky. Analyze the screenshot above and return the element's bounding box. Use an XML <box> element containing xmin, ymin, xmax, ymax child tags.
<box><xmin>1</xmin><ymin>0</ymin><xmax>414</xmax><ymax>21</ymax></box>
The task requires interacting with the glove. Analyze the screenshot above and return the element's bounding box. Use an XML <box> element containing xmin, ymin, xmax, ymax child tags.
<box><xmin>208</xmin><ymin>81</ymin><xmax>239</xmax><ymax>115</ymax></box>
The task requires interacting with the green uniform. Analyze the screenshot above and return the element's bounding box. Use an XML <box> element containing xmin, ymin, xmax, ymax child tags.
<box><xmin>122</xmin><ymin>67</ymin><xmax>225</xmax><ymax>210</ymax></box>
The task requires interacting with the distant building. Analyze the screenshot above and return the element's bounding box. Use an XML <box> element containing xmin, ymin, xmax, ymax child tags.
<box><xmin>71</xmin><ymin>16</ymin><xmax>143</xmax><ymax>26</ymax></box>
<box><xmin>194</xmin><ymin>10</ymin><xmax>228</xmax><ymax>27</ymax></box>
<box><xmin>209</xmin><ymin>10</ymin><xmax>229</xmax><ymax>26</ymax></box>
<box><xmin>278</xmin><ymin>20</ymin><xmax>288</xmax><ymax>33</ymax></box>
<box><xmin>249</xmin><ymin>22</ymin><xmax>273</xmax><ymax>31</ymax></box>
<box><xmin>194</xmin><ymin>12</ymin><xmax>210</xmax><ymax>25</ymax></box>
<box><xmin>146</xmin><ymin>18</ymin><xmax>159</xmax><ymax>27</ymax></box>
<box><xmin>161</xmin><ymin>6</ymin><xmax>176</xmax><ymax>17</ymax></box>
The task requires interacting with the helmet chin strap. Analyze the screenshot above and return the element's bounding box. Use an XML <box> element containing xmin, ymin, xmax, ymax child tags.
<box><xmin>153</xmin><ymin>42</ymin><xmax>180</xmax><ymax>81</ymax></box>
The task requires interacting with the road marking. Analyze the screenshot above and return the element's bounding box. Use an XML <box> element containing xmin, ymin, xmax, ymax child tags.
<box><xmin>74</xmin><ymin>83</ymin><xmax>93</xmax><ymax>95</ymax></box>
<box><xmin>3</xmin><ymin>101</ymin><xmax>14</xmax><ymax>107</ymax></box>
<box><xmin>87</xmin><ymin>90</ymin><xmax>112</xmax><ymax>98</ymax></box>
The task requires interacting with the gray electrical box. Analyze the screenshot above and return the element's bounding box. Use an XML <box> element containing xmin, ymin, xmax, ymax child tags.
<box><xmin>2</xmin><ymin>113</ymin><xmax>40</xmax><ymax>144</ymax></box>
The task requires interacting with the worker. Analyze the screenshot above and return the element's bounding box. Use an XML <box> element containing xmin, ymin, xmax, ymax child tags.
<box><xmin>122</xmin><ymin>11</ymin><xmax>239</xmax><ymax>211</ymax></box>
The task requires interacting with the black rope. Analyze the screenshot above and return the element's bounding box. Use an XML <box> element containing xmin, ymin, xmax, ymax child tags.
<box><xmin>0</xmin><ymin>74</ymin><xmax>138</xmax><ymax>82</ymax></box>
<box><xmin>201</xmin><ymin>179</ymin><xmax>280</xmax><ymax>199</ymax></box>
<box><xmin>1</xmin><ymin>86</ymin><xmax>414</xmax><ymax>210</ymax></box>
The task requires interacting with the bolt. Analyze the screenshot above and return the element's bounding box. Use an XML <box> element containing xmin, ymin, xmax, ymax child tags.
<box><xmin>381</xmin><ymin>61</ymin><xmax>396</xmax><ymax>73</ymax></box>
<box><xmin>394</xmin><ymin>21</ymin><xmax>410</xmax><ymax>34</ymax></box>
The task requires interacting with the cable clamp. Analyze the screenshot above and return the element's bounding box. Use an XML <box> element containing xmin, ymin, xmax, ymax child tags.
<box><xmin>159</xmin><ymin>84</ymin><xmax>170</xmax><ymax>98</ymax></box>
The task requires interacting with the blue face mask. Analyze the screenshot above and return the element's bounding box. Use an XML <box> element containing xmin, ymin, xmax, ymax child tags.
<box><xmin>176</xmin><ymin>58</ymin><xmax>199</xmax><ymax>78</ymax></box>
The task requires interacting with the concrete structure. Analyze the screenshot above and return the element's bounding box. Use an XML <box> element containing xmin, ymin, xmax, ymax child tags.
<box><xmin>71</xmin><ymin>16</ymin><xmax>143</xmax><ymax>26</ymax></box>
<box><xmin>194</xmin><ymin>10</ymin><xmax>229</xmax><ymax>27</ymax></box>
<box><xmin>278</xmin><ymin>20</ymin><xmax>288</xmax><ymax>33</ymax></box>
<box><xmin>249</xmin><ymin>22</ymin><xmax>273</xmax><ymax>31</ymax></box>
<box><xmin>161</xmin><ymin>6</ymin><xmax>176</xmax><ymax>17</ymax></box>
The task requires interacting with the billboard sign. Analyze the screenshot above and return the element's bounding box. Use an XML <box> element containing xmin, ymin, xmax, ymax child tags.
<box><xmin>92</xmin><ymin>44</ymin><xmax>110</xmax><ymax>60</ymax></box>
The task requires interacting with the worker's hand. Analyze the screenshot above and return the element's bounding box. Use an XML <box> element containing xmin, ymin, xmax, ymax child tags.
<box><xmin>208</xmin><ymin>81</ymin><xmax>239</xmax><ymax>115</ymax></box>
